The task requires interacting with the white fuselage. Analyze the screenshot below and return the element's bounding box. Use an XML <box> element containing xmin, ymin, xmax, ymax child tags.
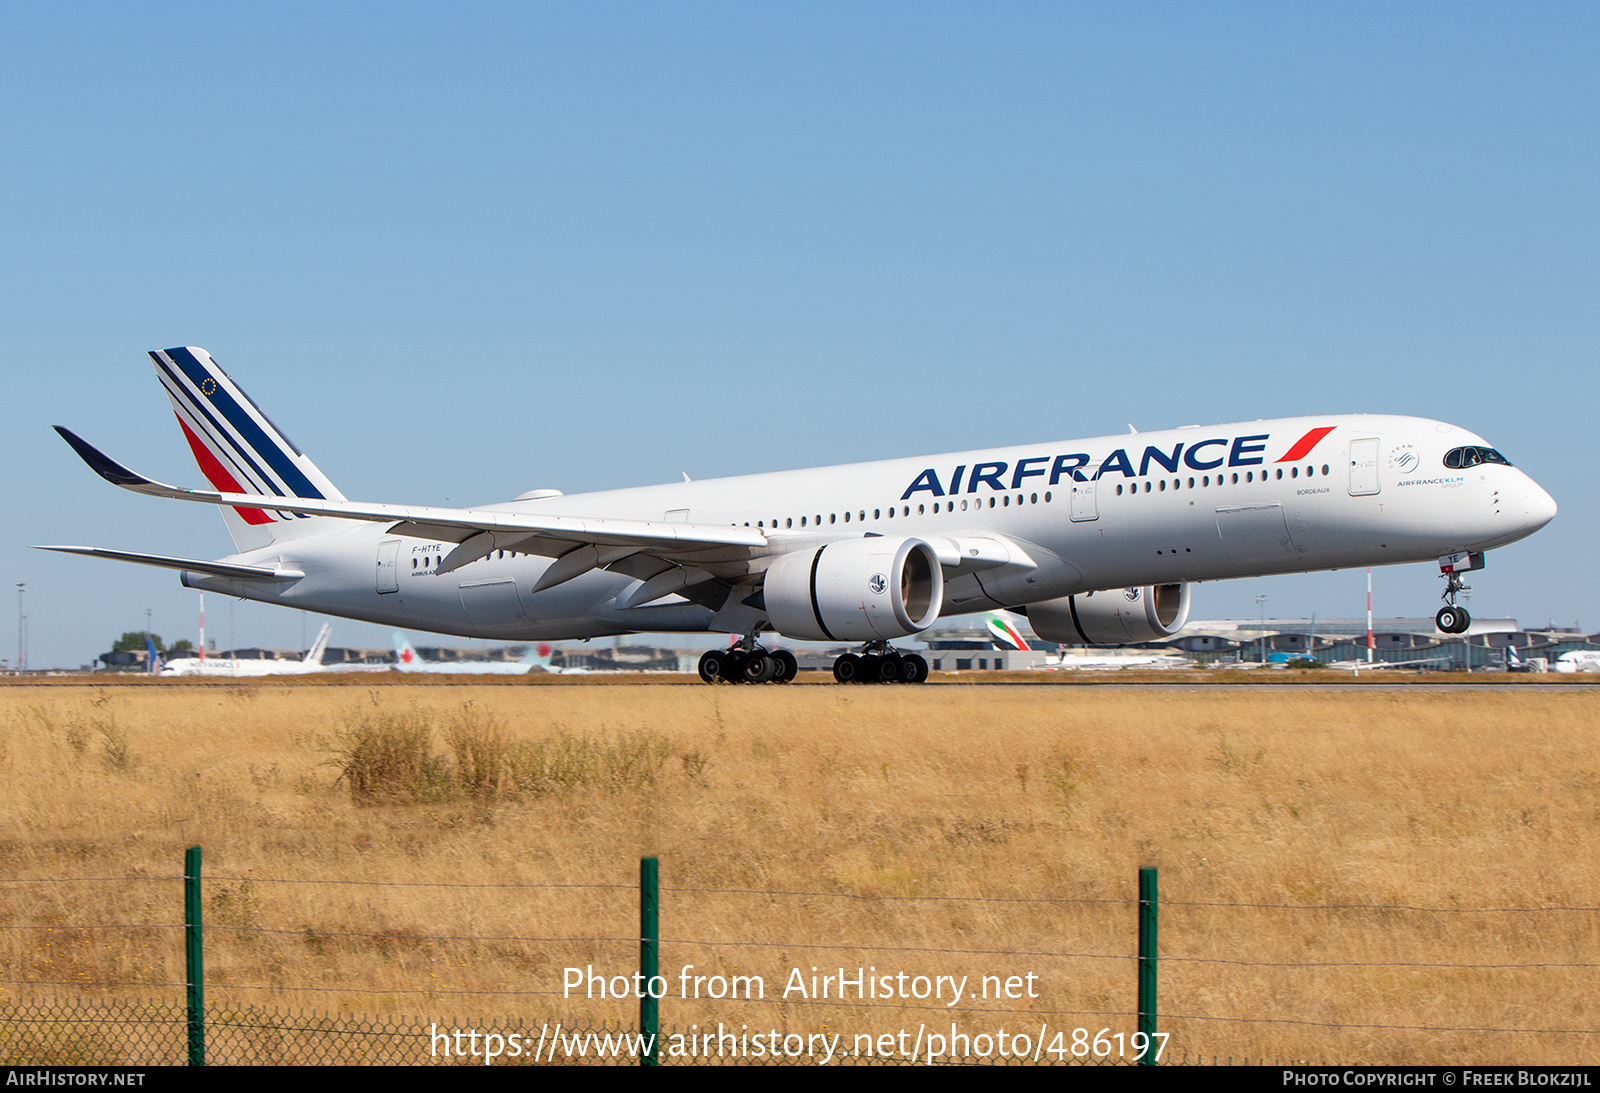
<box><xmin>177</xmin><ymin>414</ymin><xmax>1556</xmax><ymax>642</ymax></box>
<box><xmin>161</xmin><ymin>657</ymin><xmax>325</xmax><ymax>677</ymax></box>
<box><xmin>1555</xmin><ymin>651</ymin><xmax>1600</xmax><ymax>674</ymax></box>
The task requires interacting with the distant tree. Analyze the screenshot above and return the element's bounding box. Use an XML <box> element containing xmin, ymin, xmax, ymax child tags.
<box><xmin>170</xmin><ymin>639</ymin><xmax>193</xmax><ymax>652</ymax></box>
<box><xmin>112</xmin><ymin>631</ymin><xmax>164</xmax><ymax>653</ymax></box>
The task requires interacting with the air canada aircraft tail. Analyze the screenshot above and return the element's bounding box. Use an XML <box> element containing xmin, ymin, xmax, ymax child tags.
<box><xmin>150</xmin><ymin>346</ymin><xmax>348</xmax><ymax>552</ymax></box>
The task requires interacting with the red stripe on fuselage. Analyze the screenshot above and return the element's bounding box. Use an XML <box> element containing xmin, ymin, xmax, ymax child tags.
<box><xmin>176</xmin><ymin>415</ymin><xmax>275</xmax><ymax>526</ymax></box>
<box><xmin>1276</xmin><ymin>426</ymin><xmax>1336</xmax><ymax>463</ymax></box>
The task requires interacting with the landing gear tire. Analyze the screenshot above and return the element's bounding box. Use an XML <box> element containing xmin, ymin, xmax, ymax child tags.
<box><xmin>830</xmin><ymin>648</ymin><xmax>931</xmax><ymax>684</ymax></box>
<box><xmin>698</xmin><ymin>650</ymin><xmax>728</xmax><ymax>683</ymax></box>
<box><xmin>1436</xmin><ymin>607</ymin><xmax>1470</xmax><ymax>635</ymax></box>
<box><xmin>743</xmin><ymin>653</ymin><xmax>777</xmax><ymax>684</ymax></box>
<box><xmin>771</xmin><ymin>649</ymin><xmax>798</xmax><ymax>683</ymax></box>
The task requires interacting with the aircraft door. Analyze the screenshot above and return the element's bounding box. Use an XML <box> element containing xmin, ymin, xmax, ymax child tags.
<box><xmin>1070</xmin><ymin>479</ymin><xmax>1099</xmax><ymax>522</ymax></box>
<box><xmin>1348</xmin><ymin>438</ymin><xmax>1381</xmax><ymax>496</ymax></box>
<box><xmin>376</xmin><ymin>539</ymin><xmax>401</xmax><ymax>594</ymax></box>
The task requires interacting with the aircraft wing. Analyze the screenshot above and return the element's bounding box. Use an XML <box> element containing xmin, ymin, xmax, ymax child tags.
<box><xmin>54</xmin><ymin>427</ymin><xmax>769</xmax><ymax>568</ymax></box>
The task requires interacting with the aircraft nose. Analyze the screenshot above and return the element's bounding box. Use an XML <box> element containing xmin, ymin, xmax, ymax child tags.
<box><xmin>1522</xmin><ymin>477</ymin><xmax>1558</xmax><ymax>532</ymax></box>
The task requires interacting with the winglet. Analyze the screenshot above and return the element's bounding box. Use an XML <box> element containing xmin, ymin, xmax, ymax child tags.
<box><xmin>53</xmin><ymin>426</ymin><xmax>223</xmax><ymax>504</ymax></box>
<box><xmin>54</xmin><ymin>426</ymin><xmax>156</xmax><ymax>489</ymax></box>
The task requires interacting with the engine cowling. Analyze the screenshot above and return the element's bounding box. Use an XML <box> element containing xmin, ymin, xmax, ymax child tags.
<box><xmin>764</xmin><ymin>537</ymin><xmax>944</xmax><ymax>642</ymax></box>
<box><xmin>1026</xmin><ymin>583</ymin><xmax>1191</xmax><ymax>646</ymax></box>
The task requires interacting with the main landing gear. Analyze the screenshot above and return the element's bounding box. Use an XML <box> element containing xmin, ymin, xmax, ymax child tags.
<box><xmin>698</xmin><ymin>645</ymin><xmax>798</xmax><ymax>685</ymax></box>
<box><xmin>832</xmin><ymin>641</ymin><xmax>930</xmax><ymax>685</ymax></box>
<box><xmin>1435</xmin><ymin>551</ymin><xmax>1484</xmax><ymax>635</ymax></box>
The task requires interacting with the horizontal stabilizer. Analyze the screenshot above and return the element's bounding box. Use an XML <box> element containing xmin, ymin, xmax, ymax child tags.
<box><xmin>34</xmin><ymin>545</ymin><xmax>304</xmax><ymax>582</ymax></box>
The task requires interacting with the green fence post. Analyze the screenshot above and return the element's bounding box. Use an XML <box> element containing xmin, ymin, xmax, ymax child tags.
<box><xmin>184</xmin><ymin>845</ymin><xmax>204</xmax><ymax>1066</ymax></box>
<box><xmin>1138</xmin><ymin>865</ymin><xmax>1158</xmax><ymax>1066</ymax></box>
<box><xmin>640</xmin><ymin>856</ymin><xmax>660</xmax><ymax>1066</ymax></box>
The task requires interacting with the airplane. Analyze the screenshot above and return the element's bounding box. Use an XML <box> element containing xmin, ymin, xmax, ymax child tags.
<box><xmin>391</xmin><ymin>631</ymin><xmax>569</xmax><ymax>675</ymax></box>
<box><xmin>980</xmin><ymin>609</ymin><xmax>1187</xmax><ymax>670</ymax></box>
<box><xmin>160</xmin><ymin>622</ymin><xmax>334</xmax><ymax>677</ymax></box>
<box><xmin>41</xmin><ymin>347</ymin><xmax>1558</xmax><ymax>686</ymax></box>
<box><xmin>1553</xmin><ymin>650</ymin><xmax>1600</xmax><ymax>674</ymax></box>
<box><xmin>985</xmin><ymin>611</ymin><xmax>1033</xmax><ymax>651</ymax></box>
<box><xmin>1043</xmin><ymin>649</ymin><xmax>1191</xmax><ymax>671</ymax></box>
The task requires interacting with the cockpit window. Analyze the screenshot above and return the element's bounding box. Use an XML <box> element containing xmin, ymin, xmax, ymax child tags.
<box><xmin>1443</xmin><ymin>446</ymin><xmax>1512</xmax><ymax>469</ymax></box>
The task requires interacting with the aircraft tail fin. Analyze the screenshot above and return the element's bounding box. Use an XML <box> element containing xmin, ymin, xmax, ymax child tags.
<box><xmin>392</xmin><ymin>631</ymin><xmax>421</xmax><ymax>672</ymax></box>
<box><xmin>985</xmin><ymin>611</ymin><xmax>1032</xmax><ymax>651</ymax></box>
<box><xmin>520</xmin><ymin>642</ymin><xmax>556</xmax><ymax>672</ymax></box>
<box><xmin>146</xmin><ymin>636</ymin><xmax>161</xmax><ymax>676</ymax></box>
<box><xmin>150</xmin><ymin>347</ymin><xmax>347</xmax><ymax>552</ymax></box>
<box><xmin>303</xmin><ymin>623</ymin><xmax>332</xmax><ymax>667</ymax></box>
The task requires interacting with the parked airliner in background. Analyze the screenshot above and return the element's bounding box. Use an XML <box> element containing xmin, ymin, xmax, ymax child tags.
<box><xmin>42</xmin><ymin>348</ymin><xmax>1556</xmax><ymax>684</ymax></box>
<box><xmin>391</xmin><ymin>632</ymin><xmax>565</xmax><ymax>675</ymax></box>
<box><xmin>1554</xmin><ymin>651</ymin><xmax>1600</xmax><ymax>674</ymax></box>
<box><xmin>160</xmin><ymin>623</ymin><xmax>334</xmax><ymax>677</ymax></box>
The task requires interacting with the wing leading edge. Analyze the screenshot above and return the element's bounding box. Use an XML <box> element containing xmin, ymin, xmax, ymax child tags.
<box><xmin>49</xmin><ymin>426</ymin><xmax>770</xmax><ymax>574</ymax></box>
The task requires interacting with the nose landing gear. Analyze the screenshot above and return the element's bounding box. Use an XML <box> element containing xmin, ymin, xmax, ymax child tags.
<box><xmin>1436</xmin><ymin>551</ymin><xmax>1484</xmax><ymax>635</ymax></box>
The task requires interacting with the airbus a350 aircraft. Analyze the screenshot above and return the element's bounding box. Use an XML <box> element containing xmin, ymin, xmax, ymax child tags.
<box><xmin>42</xmin><ymin>347</ymin><xmax>1556</xmax><ymax>685</ymax></box>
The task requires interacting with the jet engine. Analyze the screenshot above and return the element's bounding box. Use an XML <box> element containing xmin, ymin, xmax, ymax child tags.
<box><xmin>763</xmin><ymin>536</ymin><xmax>944</xmax><ymax>642</ymax></box>
<box><xmin>1025</xmin><ymin>583</ymin><xmax>1191</xmax><ymax>645</ymax></box>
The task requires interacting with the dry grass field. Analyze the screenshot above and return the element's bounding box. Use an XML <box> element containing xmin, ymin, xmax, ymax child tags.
<box><xmin>1</xmin><ymin>679</ymin><xmax>1597</xmax><ymax>1065</ymax></box>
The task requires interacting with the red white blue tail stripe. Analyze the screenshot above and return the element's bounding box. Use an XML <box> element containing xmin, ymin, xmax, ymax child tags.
<box><xmin>150</xmin><ymin>346</ymin><xmax>344</xmax><ymax>525</ymax></box>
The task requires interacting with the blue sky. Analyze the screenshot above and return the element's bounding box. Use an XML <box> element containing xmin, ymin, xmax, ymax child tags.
<box><xmin>4</xmin><ymin>3</ymin><xmax>1595</xmax><ymax>666</ymax></box>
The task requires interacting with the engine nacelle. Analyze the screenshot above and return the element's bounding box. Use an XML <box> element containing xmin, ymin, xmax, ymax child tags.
<box><xmin>1026</xmin><ymin>583</ymin><xmax>1191</xmax><ymax>646</ymax></box>
<box><xmin>764</xmin><ymin>536</ymin><xmax>944</xmax><ymax>642</ymax></box>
